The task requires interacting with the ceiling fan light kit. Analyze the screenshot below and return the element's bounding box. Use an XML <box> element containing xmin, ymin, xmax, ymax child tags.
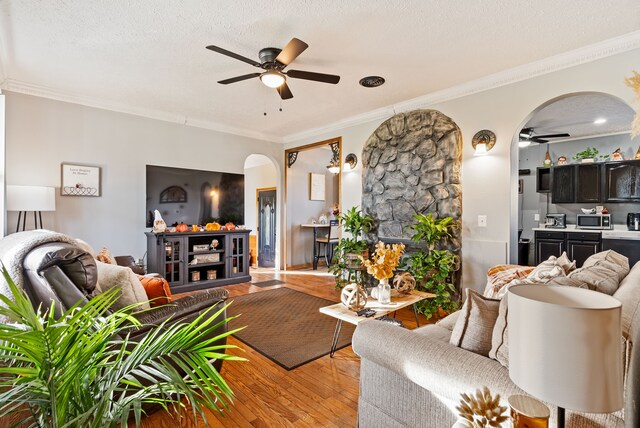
<box><xmin>206</xmin><ymin>37</ymin><xmax>340</xmax><ymax>101</ymax></box>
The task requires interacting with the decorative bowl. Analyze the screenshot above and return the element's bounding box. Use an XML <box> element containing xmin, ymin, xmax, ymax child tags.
<box><xmin>581</xmin><ymin>208</ymin><xmax>596</xmax><ymax>214</ymax></box>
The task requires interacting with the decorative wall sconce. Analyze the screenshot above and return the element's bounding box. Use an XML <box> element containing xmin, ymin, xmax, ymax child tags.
<box><xmin>343</xmin><ymin>153</ymin><xmax>358</xmax><ymax>171</ymax></box>
<box><xmin>472</xmin><ymin>130</ymin><xmax>496</xmax><ymax>156</ymax></box>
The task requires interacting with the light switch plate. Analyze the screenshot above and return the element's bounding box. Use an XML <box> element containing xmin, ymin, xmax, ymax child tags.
<box><xmin>478</xmin><ymin>215</ymin><xmax>487</xmax><ymax>227</ymax></box>
<box><xmin>534</xmin><ymin>213</ymin><xmax>540</xmax><ymax>221</ymax></box>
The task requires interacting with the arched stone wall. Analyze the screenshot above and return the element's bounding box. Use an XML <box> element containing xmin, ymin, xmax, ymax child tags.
<box><xmin>362</xmin><ymin>109</ymin><xmax>462</xmax><ymax>251</ymax></box>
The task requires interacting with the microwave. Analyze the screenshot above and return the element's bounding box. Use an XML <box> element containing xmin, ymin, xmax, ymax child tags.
<box><xmin>576</xmin><ymin>214</ymin><xmax>612</xmax><ymax>230</ymax></box>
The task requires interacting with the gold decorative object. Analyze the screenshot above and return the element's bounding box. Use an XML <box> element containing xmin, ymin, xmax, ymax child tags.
<box><xmin>359</xmin><ymin>241</ymin><xmax>405</xmax><ymax>280</ymax></box>
<box><xmin>393</xmin><ymin>272</ymin><xmax>416</xmax><ymax>294</ymax></box>
<box><xmin>456</xmin><ymin>387</ymin><xmax>508</xmax><ymax>428</ymax></box>
<box><xmin>207</xmin><ymin>270</ymin><xmax>217</xmax><ymax>280</ymax></box>
<box><xmin>635</xmin><ymin>146</ymin><xmax>640</xmax><ymax>160</ymax></box>
<box><xmin>508</xmin><ymin>395</ymin><xmax>550</xmax><ymax>428</ymax></box>
<box><xmin>340</xmin><ymin>283</ymin><xmax>368</xmax><ymax>311</ymax></box>
<box><xmin>191</xmin><ymin>271</ymin><xmax>200</xmax><ymax>282</ymax></box>
<box><xmin>625</xmin><ymin>70</ymin><xmax>640</xmax><ymax>138</ymax></box>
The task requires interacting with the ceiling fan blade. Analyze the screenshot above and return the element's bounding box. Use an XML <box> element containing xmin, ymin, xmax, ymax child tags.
<box><xmin>218</xmin><ymin>73</ymin><xmax>262</xmax><ymax>85</ymax></box>
<box><xmin>277</xmin><ymin>82</ymin><xmax>293</xmax><ymax>100</ymax></box>
<box><xmin>206</xmin><ymin>45</ymin><xmax>261</xmax><ymax>67</ymax></box>
<box><xmin>534</xmin><ymin>133</ymin><xmax>570</xmax><ymax>139</ymax></box>
<box><xmin>287</xmin><ymin>69</ymin><xmax>340</xmax><ymax>84</ymax></box>
<box><xmin>275</xmin><ymin>38</ymin><xmax>308</xmax><ymax>67</ymax></box>
<box><xmin>531</xmin><ymin>137</ymin><xmax>548</xmax><ymax>143</ymax></box>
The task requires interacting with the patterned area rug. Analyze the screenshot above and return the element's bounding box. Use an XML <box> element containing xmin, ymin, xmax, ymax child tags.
<box><xmin>227</xmin><ymin>287</ymin><xmax>355</xmax><ymax>370</ymax></box>
<box><xmin>251</xmin><ymin>279</ymin><xmax>286</xmax><ymax>288</ymax></box>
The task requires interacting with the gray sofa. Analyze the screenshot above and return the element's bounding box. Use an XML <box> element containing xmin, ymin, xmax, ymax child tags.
<box><xmin>352</xmin><ymin>261</ymin><xmax>640</xmax><ymax>428</ymax></box>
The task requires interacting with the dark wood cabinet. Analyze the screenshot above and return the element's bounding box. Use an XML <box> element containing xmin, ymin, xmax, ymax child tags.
<box><xmin>535</xmin><ymin>231</ymin><xmax>566</xmax><ymax>264</ymax></box>
<box><xmin>535</xmin><ymin>230</ymin><xmax>600</xmax><ymax>267</ymax></box>
<box><xmin>566</xmin><ymin>232</ymin><xmax>601</xmax><ymax>267</ymax></box>
<box><xmin>536</xmin><ymin>167</ymin><xmax>551</xmax><ymax>193</ymax></box>
<box><xmin>146</xmin><ymin>230</ymin><xmax>251</xmax><ymax>293</ymax></box>
<box><xmin>551</xmin><ymin>165</ymin><xmax>576</xmax><ymax>203</ymax></box>
<box><xmin>605</xmin><ymin>160</ymin><xmax>640</xmax><ymax>202</ymax></box>
<box><xmin>576</xmin><ymin>164</ymin><xmax>601</xmax><ymax>203</ymax></box>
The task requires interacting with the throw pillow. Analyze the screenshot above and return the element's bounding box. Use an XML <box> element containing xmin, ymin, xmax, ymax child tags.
<box><xmin>489</xmin><ymin>293</ymin><xmax>510</xmax><ymax>367</ymax></box>
<box><xmin>449</xmin><ymin>289</ymin><xmax>501</xmax><ymax>357</ymax></box>
<box><xmin>556</xmin><ymin>251</ymin><xmax>577</xmax><ymax>275</ymax></box>
<box><xmin>483</xmin><ymin>265</ymin><xmax>534</xmax><ymax>299</ymax></box>
<box><xmin>137</xmin><ymin>275</ymin><xmax>172</xmax><ymax>307</ymax></box>
<box><xmin>568</xmin><ymin>250</ymin><xmax>629</xmax><ymax>295</ymax></box>
<box><xmin>96</xmin><ymin>247</ymin><xmax>117</xmax><ymax>265</ymax></box>
<box><xmin>95</xmin><ymin>261</ymin><xmax>150</xmax><ymax>311</ymax></box>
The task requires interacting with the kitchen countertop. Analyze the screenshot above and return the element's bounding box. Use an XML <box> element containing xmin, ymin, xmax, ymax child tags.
<box><xmin>533</xmin><ymin>224</ymin><xmax>640</xmax><ymax>239</ymax></box>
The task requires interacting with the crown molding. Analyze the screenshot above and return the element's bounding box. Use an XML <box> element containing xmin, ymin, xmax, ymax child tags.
<box><xmin>0</xmin><ymin>78</ymin><xmax>280</xmax><ymax>143</ymax></box>
<box><xmin>282</xmin><ymin>30</ymin><xmax>640</xmax><ymax>144</ymax></box>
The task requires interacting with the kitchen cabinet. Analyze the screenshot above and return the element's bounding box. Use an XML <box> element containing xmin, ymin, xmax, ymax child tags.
<box><xmin>605</xmin><ymin>160</ymin><xmax>640</xmax><ymax>202</ymax></box>
<box><xmin>575</xmin><ymin>164</ymin><xmax>601</xmax><ymax>203</ymax></box>
<box><xmin>551</xmin><ymin>165</ymin><xmax>575</xmax><ymax>203</ymax></box>
<box><xmin>536</xmin><ymin>167</ymin><xmax>551</xmax><ymax>193</ymax></box>
<box><xmin>534</xmin><ymin>230</ymin><xmax>600</xmax><ymax>267</ymax></box>
<box><xmin>146</xmin><ymin>230</ymin><xmax>251</xmax><ymax>293</ymax></box>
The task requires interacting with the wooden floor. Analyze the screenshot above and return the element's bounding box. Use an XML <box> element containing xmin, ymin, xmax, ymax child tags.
<box><xmin>139</xmin><ymin>267</ymin><xmax>432</xmax><ymax>427</ymax></box>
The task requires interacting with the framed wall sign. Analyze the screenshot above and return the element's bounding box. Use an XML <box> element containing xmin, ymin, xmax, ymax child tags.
<box><xmin>61</xmin><ymin>163</ymin><xmax>101</xmax><ymax>196</ymax></box>
<box><xmin>309</xmin><ymin>173</ymin><xmax>325</xmax><ymax>201</ymax></box>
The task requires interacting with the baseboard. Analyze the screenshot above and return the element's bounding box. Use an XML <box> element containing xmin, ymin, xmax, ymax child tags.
<box><xmin>286</xmin><ymin>261</ymin><xmax>328</xmax><ymax>270</ymax></box>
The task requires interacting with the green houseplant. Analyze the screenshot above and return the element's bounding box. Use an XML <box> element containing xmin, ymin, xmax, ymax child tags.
<box><xmin>328</xmin><ymin>206</ymin><xmax>374</xmax><ymax>288</ymax></box>
<box><xmin>0</xmin><ymin>268</ymin><xmax>244</xmax><ymax>428</ymax></box>
<box><xmin>403</xmin><ymin>213</ymin><xmax>459</xmax><ymax>319</ymax></box>
<box><xmin>573</xmin><ymin>147</ymin><xmax>609</xmax><ymax>163</ymax></box>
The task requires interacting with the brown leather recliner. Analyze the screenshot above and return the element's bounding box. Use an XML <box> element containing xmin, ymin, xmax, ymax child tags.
<box><xmin>20</xmin><ymin>242</ymin><xmax>229</xmax><ymax>371</ymax></box>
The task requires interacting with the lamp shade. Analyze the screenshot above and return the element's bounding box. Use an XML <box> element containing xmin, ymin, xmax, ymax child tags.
<box><xmin>508</xmin><ymin>285</ymin><xmax>623</xmax><ymax>413</ymax></box>
<box><xmin>6</xmin><ymin>185</ymin><xmax>56</xmax><ymax>211</ymax></box>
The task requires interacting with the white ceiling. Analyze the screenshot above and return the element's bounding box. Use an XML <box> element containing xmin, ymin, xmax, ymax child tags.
<box><xmin>1</xmin><ymin>1</ymin><xmax>639</xmax><ymax>142</ymax></box>
<box><xmin>523</xmin><ymin>93</ymin><xmax>636</xmax><ymax>141</ymax></box>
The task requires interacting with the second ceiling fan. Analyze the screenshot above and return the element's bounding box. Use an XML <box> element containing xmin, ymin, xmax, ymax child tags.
<box><xmin>519</xmin><ymin>127</ymin><xmax>570</xmax><ymax>144</ymax></box>
<box><xmin>206</xmin><ymin>38</ymin><xmax>340</xmax><ymax>100</ymax></box>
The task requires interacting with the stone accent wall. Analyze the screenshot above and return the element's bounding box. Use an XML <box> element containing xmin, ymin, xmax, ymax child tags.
<box><xmin>362</xmin><ymin>109</ymin><xmax>462</xmax><ymax>252</ymax></box>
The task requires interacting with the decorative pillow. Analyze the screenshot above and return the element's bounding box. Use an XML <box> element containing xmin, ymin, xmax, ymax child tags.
<box><xmin>494</xmin><ymin>256</ymin><xmax>568</xmax><ymax>299</ymax></box>
<box><xmin>489</xmin><ymin>292</ymin><xmax>510</xmax><ymax>367</ymax></box>
<box><xmin>556</xmin><ymin>252</ymin><xmax>577</xmax><ymax>275</ymax></box>
<box><xmin>581</xmin><ymin>250</ymin><xmax>629</xmax><ymax>282</ymax></box>
<box><xmin>95</xmin><ymin>261</ymin><xmax>150</xmax><ymax>311</ymax></box>
<box><xmin>96</xmin><ymin>247</ymin><xmax>117</xmax><ymax>265</ymax></box>
<box><xmin>449</xmin><ymin>289</ymin><xmax>501</xmax><ymax>357</ymax></box>
<box><xmin>483</xmin><ymin>265</ymin><xmax>534</xmax><ymax>299</ymax></box>
<box><xmin>137</xmin><ymin>275</ymin><xmax>172</xmax><ymax>307</ymax></box>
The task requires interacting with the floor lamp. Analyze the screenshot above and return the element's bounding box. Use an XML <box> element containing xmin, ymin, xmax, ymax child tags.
<box><xmin>6</xmin><ymin>185</ymin><xmax>56</xmax><ymax>232</ymax></box>
<box><xmin>508</xmin><ymin>285</ymin><xmax>623</xmax><ymax>428</ymax></box>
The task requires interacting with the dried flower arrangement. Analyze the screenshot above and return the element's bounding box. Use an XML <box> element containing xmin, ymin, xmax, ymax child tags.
<box><xmin>456</xmin><ymin>387</ymin><xmax>508</xmax><ymax>428</ymax></box>
<box><xmin>359</xmin><ymin>241</ymin><xmax>405</xmax><ymax>280</ymax></box>
<box><xmin>626</xmin><ymin>70</ymin><xmax>640</xmax><ymax>138</ymax></box>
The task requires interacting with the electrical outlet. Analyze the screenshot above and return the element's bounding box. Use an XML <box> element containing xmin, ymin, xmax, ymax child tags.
<box><xmin>534</xmin><ymin>213</ymin><xmax>540</xmax><ymax>221</ymax></box>
<box><xmin>478</xmin><ymin>215</ymin><xmax>487</xmax><ymax>227</ymax></box>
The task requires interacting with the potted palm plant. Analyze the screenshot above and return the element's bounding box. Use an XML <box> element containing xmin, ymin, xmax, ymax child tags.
<box><xmin>0</xmin><ymin>268</ymin><xmax>244</xmax><ymax>427</ymax></box>
<box><xmin>328</xmin><ymin>206</ymin><xmax>374</xmax><ymax>288</ymax></box>
<box><xmin>402</xmin><ymin>213</ymin><xmax>460</xmax><ymax>319</ymax></box>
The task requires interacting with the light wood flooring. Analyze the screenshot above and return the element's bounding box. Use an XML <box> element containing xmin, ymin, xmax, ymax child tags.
<box><xmin>139</xmin><ymin>267</ymin><xmax>432</xmax><ymax>427</ymax></box>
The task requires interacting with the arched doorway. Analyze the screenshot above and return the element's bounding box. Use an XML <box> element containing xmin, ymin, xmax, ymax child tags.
<box><xmin>244</xmin><ymin>154</ymin><xmax>279</xmax><ymax>269</ymax></box>
<box><xmin>510</xmin><ymin>92</ymin><xmax>637</xmax><ymax>264</ymax></box>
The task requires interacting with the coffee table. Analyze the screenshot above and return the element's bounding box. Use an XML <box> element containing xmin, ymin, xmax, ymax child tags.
<box><xmin>319</xmin><ymin>289</ymin><xmax>435</xmax><ymax>357</ymax></box>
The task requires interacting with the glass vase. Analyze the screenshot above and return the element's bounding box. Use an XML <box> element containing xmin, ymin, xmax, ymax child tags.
<box><xmin>377</xmin><ymin>278</ymin><xmax>391</xmax><ymax>304</ymax></box>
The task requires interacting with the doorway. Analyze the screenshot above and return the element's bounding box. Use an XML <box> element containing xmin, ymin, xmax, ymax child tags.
<box><xmin>257</xmin><ymin>188</ymin><xmax>277</xmax><ymax>267</ymax></box>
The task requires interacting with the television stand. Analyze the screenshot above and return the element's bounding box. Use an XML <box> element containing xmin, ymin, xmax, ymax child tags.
<box><xmin>145</xmin><ymin>230</ymin><xmax>251</xmax><ymax>293</ymax></box>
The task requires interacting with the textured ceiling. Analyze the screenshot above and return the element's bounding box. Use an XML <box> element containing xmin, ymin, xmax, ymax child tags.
<box><xmin>1</xmin><ymin>1</ymin><xmax>639</xmax><ymax>141</ymax></box>
<box><xmin>524</xmin><ymin>93</ymin><xmax>635</xmax><ymax>140</ymax></box>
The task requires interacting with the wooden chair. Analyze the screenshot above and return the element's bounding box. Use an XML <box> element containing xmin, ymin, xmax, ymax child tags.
<box><xmin>315</xmin><ymin>220</ymin><xmax>340</xmax><ymax>267</ymax></box>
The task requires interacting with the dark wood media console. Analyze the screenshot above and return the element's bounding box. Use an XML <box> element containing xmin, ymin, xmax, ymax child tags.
<box><xmin>146</xmin><ymin>230</ymin><xmax>251</xmax><ymax>293</ymax></box>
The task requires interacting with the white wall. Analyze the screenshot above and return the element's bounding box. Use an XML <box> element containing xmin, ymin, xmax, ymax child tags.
<box><xmin>0</xmin><ymin>93</ymin><xmax>5</xmax><ymax>236</ymax></box>
<box><xmin>286</xmin><ymin>147</ymin><xmax>339</xmax><ymax>267</ymax></box>
<box><xmin>4</xmin><ymin>92</ymin><xmax>284</xmax><ymax>261</ymax></box>
<box><xmin>244</xmin><ymin>161</ymin><xmax>277</xmax><ymax>233</ymax></box>
<box><xmin>285</xmin><ymin>48</ymin><xmax>640</xmax><ymax>292</ymax></box>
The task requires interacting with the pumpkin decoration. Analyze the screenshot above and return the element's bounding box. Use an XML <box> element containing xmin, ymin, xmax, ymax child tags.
<box><xmin>176</xmin><ymin>223</ymin><xmax>189</xmax><ymax>233</ymax></box>
<box><xmin>225</xmin><ymin>222</ymin><xmax>236</xmax><ymax>231</ymax></box>
<box><xmin>205</xmin><ymin>222</ymin><xmax>221</xmax><ymax>231</ymax></box>
<box><xmin>191</xmin><ymin>224</ymin><xmax>200</xmax><ymax>232</ymax></box>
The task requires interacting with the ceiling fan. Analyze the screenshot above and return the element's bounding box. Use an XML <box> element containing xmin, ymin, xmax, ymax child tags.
<box><xmin>519</xmin><ymin>127</ymin><xmax>570</xmax><ymax>146</ymax></box>
<box><xmin>206</xmin><ymin>38</ymin><xmax>340</xmax><ymax>100</ymax></box>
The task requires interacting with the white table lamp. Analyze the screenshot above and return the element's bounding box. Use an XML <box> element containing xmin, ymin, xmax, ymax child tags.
<box><xmin>6</xmin><ymin>185</ymin><xmax>56</xmax><ymax>232</ymax></box>
<box><xmin>508</xmin><ymin>285</ymin><xmax>623</xmax><ymax>428</ymax></box>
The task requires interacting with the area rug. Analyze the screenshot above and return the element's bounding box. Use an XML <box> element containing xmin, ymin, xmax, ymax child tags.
<box><xmin>251</xmin><ymin>279</ymin><xmax>285</xmax><ymax>288</ymax></box>
<box><xmin>226</xmin><ymin>287</ymin><xmax>355</xmax><ymax>370</ymax></box>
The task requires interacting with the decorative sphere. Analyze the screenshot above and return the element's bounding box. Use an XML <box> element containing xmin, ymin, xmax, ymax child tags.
<box><xmin>340</xmin><ymin>283</ymin><xmax>368</xmax><ymax>311</ymax></box>
<box><xmin>393</xmin><ymin>272</ymin><xmax>416</xmax><ymax>294</ymax></box>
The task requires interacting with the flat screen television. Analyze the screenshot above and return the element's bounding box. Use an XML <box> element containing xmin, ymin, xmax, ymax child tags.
<box><xmin>146</xmin><ymin>165</ymin><xmax>244</xmax><ymax>227</ymax></box>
